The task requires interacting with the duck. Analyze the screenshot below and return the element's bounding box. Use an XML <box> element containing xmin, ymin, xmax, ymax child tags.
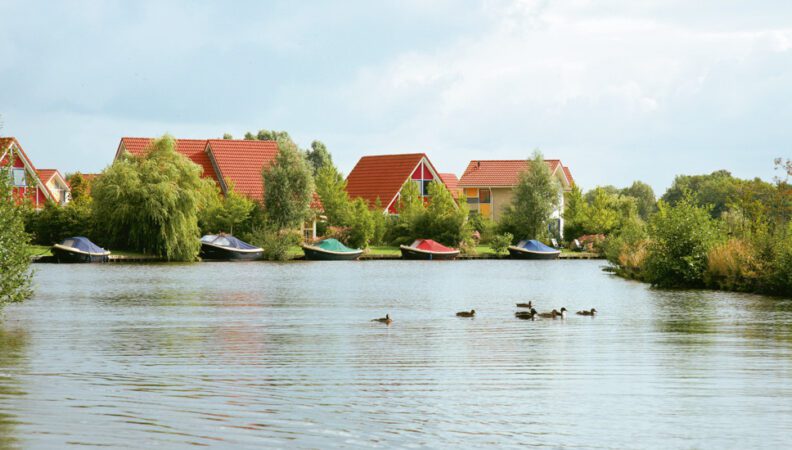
<box><xmin>456</xmin><ymin>309</ymin><xmax>476</xmax><ymax>318</ymax></box>
<box><xmin>371</xmin><ymin>314</ymin><xmax>392</xmax><ymax>324</ymax></box>
<box><xmin>515</xmin><ymin>308</ymin><xmax>538</xmax><ymax>320</ymax></box>
<box><xmin>537</xmin><ymin>307</ymin><xmax>567</xmax><ymax>319</ymax></box>
<box><xmin>515</xmin><ymin>301</ymin><xmax>533</xmax><ymax>308</ymax></box>
<box><xmin>576</xmin><ymin>308</ymin><xmax>597</xmax><ymax>316</ymax></box>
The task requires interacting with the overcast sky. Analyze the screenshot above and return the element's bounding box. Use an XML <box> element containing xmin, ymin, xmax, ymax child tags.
<box><xmin>1</xmin><ymin>0</ymin><xmax>790</xmax><ymax>193</ymax></box>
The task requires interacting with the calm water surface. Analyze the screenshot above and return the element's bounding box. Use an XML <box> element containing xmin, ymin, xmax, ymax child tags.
<box><xmin>1</xmin><ymin>261</ymin><xmax>792</xmax><ymax>449</ymax></box>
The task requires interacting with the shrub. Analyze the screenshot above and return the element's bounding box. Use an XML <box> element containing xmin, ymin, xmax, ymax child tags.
<box><xmin>643</xmin><ymin>198</ymin><xmax>723</xmax><ymax>288</ymax></box>
<box><xmin>603</xmin><ymin>217</ymin><xmax>648</xmax><ymax>279</ymax></box>
<box><xmin>25</xmin><ymin>200</ymin><xmax>95</xmax><ymax>245</ymax></box>
<box><xmin>347</xmin><ymin>198</ymin><xmax>375</xmax><ymax>248</ymax></box>
<box><xmin>489</xmin><ymin>233</ymin><xmax>513</xmax><ymax>255</ymax></box>
<box><xmin>251</xmin><ymin>226</ymin><xmax>300</xmax><ymax>261</ymax></box>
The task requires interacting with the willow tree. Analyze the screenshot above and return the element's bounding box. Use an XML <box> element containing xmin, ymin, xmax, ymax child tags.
<box><xmin>499</xmin><ymin>150</ymin><xmax>560</xmax><ymax>241</ymax></box>
<box><xmin>92</xmin><ymin>134</ymin><xmax>210</xmax><ymax>261</ymax></box>
<box><xmin>0</xmin><ymin>161</ymin><xmax>32</xmax><ymax>308</ymax></box>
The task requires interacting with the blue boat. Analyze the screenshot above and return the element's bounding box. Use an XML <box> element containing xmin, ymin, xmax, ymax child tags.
<box><xmin>200</xmin><ymin>234</ymin><xmax>263</xmax><ymax>261</ymax></box>
<box><xmin>51</xmin><ymin>237</ymin><xmax>111</xmax><ymax>263</ymax></box>
<box><xmin>508</xmin><ymin>239</ymin><xmax>561</xmax><ymax>260</ymax></box>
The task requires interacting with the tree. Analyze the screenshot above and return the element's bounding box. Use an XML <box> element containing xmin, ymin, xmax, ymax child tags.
<box><xmin>499</xmin><ymin>150</ymin><xmax>560</xmax><ymax>240</ymax></box>
<box><xmin>92</xmin><ymin>134</ymin><xmax>210</xmax><ymax>261</ymax></box>
<box><xmin>621</xmin><ymin>181</ymin><xmax>656</xmax><ymax>220</ymax></box>
<box><xmin>347</xmin><ymin>198</ymin><xmax>375</xmax><ymax>248</ymax></box>
<box><xmin>644</xmin><ymin>197</ymin><xmax>723</xmax><ymax>288</ymax></box>
<box><xmin>262</xmin><ymin>139</ymin><xmax>315</xmax><ymax>230</ymax></box>
<box><xmin>0</xmin><ymin>160</ymin><xmax>33</xmax><ymax>308</ymax></box>
<box><xmin>315</xmin><ymin>163</ymin><xmax>352</xmax><ymax>227</ymax></box>
<box><xmin>662</xmin><ymin>170</ymin><xmax>739</xmax><ymax>218</ymax></box>
<box><xmin>306</xmin><ymin>140</ymin><xmax>332</xmax><ymax>175</ymax></box>
<box><xmin>199</xmin><ymin>184</ymin><xmax>255</xmax><ymax>235</ymax></box>
<box><xmin>66</xmin><ymin>172</ymin><xmax>91</xmax><ymax>202</ymax></box>
<box><xmin>563</xmin><ymin>185</ymin><xmax>586</xmax><ymax>239</ymax></box>
<box><xmin>420</xmin><ymin>181</ymin><xmax>470</xmax><ymax>246</ymax></box>
<box><xmin>222</xmin><ymin>133</ymin><xmax>233</xmax><ymax>140</ymax></box>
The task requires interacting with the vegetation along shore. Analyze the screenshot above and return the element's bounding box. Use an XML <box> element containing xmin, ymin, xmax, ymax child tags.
<box><xmin>2</xmin><ymin>130</ymin><xmax>790</xmax><ymax>311</ymax></box>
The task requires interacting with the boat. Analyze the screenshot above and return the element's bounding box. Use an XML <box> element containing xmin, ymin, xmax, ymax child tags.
<box><xmin>200</xmin><ymin>234</ymin><xmax>263</xmax><ymax>261</ymax></box>
<box><xmin>51</xmin><ymin>236</ymin><xmax>110</xmax><ymax>263</ymax></box>
<box><xmin>399</xmin><ymin>239</ymin><xmax>459</xmax><ymax>260</ymax></box>
<box><xmin>301</xmin><ymin>238</ymin><xmax>363</xmax><ymax>261</ymax></box>
<box><xmin>508</xmin><ymin>239</ymin><xmax>561</xmax><ymax>260</ymax></box>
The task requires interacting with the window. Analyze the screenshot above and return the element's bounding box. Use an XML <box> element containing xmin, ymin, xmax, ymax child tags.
<box><xmin>12</xmin><ymin>168</ymin><xmax>27</xmax><ymax>187</ymax></box>
<box><xmin>421</xmin><ymin>180</ymin><xmax>433</xmax><ymax>196</ymax></box>
<box><xmin>467</xmin><ymin>196</ymin><xmax>479</xmax><ymax>204</ymax></box>
<box><xmin>479</xmin><ymin>189</ymin><xmax>491</xmax><ymax>204</ymax></box>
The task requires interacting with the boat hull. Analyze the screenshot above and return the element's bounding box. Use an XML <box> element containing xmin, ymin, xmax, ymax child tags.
<box><xmin>302</xmin><ymin>245</ymin><xmax>363</xmax><ymax>261</ymax></box>
<box><xmin>400</xmin><ymin>246</ymin><xmax>459</xmax><ymax>260</ymax></box>
<box><xmin>51</xmin><ymin>245</ymin><xmax>109</xmax><ymax>263</ymax></box>
<box><xmin>200</xmin><ymin>243</ymin><xmax>263</xmax><ymax>261</ymax></box>
<box><xmin>508</xmin><ymin>246</ymin><xmax>560</xmax><ymax>260</ymax></box>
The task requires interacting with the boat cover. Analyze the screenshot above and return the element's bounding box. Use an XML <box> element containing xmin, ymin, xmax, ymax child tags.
<box><xmin>201</xmin><ymin>234</ymin><xmax>260</xmax><ymax>250</ymax></box>
<box><xmin>59</xmin><ymin>237</ymin><xmax>108</xmax><ymax>254</ymax></box>
<box><xmin>515</xmin><ymin>239</ymin><xmax>558</xmax><ymax>253</ymax></box>
<box><xmin>314</xmin><ymin>239</ymin><xmax>360</xmax><ymax>253</ymax></box>
<box><xmin>411</xmin><ymin>239</ymin><xmax>456</xmax><ymax>252</ymax></box>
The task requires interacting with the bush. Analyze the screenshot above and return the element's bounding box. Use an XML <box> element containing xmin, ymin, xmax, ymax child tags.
<box><xmin>603</xmin><ymin>217</ymin><xmax>648</xmax><ymax>279</ymax></box>
<box><xmin>25</xmin><ymin>200</ymin><xmax>95</xmax><ymax>245</ymax></box>
<box><xmin>347</xmin><ymin>198</ymin><xmax>375</xmax><ymax>248</ymax></box>
<box><xmin>643</xmin><ymin>198</ymin><xmax>723</xmax><ymax>288</ymax></box>
<box><xmin>489</xmin><ymin>233</ymin><xmax>513</xmax><ymax>255</ymax></box>
<box><xmin>251</xmin><ymin>226</ymin><xmax>300</xmax><ymax>261</ymax></box>
<box><xmin>762</xmin><ymin>223</ymin><xmax>792</xmax><ymax>296</ymax></box>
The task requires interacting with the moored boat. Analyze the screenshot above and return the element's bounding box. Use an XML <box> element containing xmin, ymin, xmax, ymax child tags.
<box><xmin>399</xmin><ymin>239</ymin><xmax>459</xmax><ymax>260</ymax></box>
<box><xmin>200</xmin><ymin>234</ymin><xmax>263</xmax><ymax>261</ymax></box>
<box><xmin>51</xmin><ymin>237</ymin><xmax>110</xmax><ymax>263</ymax></box>
<box><xmin>508</xmin><ymin>239</ymin><xmax>561</xmax><ymax>260</ymax></box>
<box><xmin>301</xmin><ymin>238</ymin><xmax>363</xmax><ymax>261</ymax></box>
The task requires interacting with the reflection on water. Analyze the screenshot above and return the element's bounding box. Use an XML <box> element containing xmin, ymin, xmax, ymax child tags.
<box><xmin>1</xmin><ymin>261</ymin><xmax>791</xmax><ymax>449</ymax></box>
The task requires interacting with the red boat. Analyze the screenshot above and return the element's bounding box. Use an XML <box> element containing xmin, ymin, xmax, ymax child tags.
<box><xmin>399</xmin><ymin>239</ymin><xmax>459</xmax><ymax>260</ymax></box>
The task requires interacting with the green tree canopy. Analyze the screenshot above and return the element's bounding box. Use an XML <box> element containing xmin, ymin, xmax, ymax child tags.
<box><xmin>0</xmin><ymin>161</ymin><xmax>33</xmax><ymax>307</ymax></box>
<box><xmin>262</xmin><ymin>139</ymin><xmax>315</xmax><ymax>230</ymax></box>
<box><xmin>315</xmin><ymin>163</ymin><xmax>352</xmax><ymax>227</ymax></box>
<box><xmin>499</xmin><ymin>150</ymin><xmax>560</xmax><ymax>240</ymax></box>
<box><xmin>92</xmin><ymin>134</ymin><xmax>210</xmax><ymax>261</ymax></box>
<box><xmin>198</xmin><ymin>183</ymin><xmax>255</xmax><ymax>236</ymax></box>
<box><xmin>621</xmin><ymin>181</ymin><xmax>656</xmax><ymax>220</ymax></box>
<box><xmin>306</xmin><ymin>140</ymin><xmax>332</xmax><ymax>175</ymax></box>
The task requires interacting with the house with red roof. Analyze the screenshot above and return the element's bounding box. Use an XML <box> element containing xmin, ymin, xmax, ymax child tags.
<box><xmin>1</xmin><ymin>137</ymin><xmax>71</xmax><ymax>208</ymax></box>
<box><xmin>345</xmin><ymin>153</ymin><xmax>450</xmax><ymax>214</ymax></box>
<box><xmin>115</xmin><ymin>137</ymin><xmax>280</xmax><ymax>202</ymax></box>
<box><xmin>115</xmin><ymin>137</ymin><xmax>318</xmax><ymax>238</ymax></box>
<box><xmin>458</xmin><ymin>159</ymin><xmax>574</xmax><ymax>237</ymax></box>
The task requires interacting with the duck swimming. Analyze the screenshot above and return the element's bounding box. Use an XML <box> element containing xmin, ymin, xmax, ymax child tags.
<box><xmin>515</xmin><ymin>301</ymin><xmax>533</xmax><ymax>308</ymax></box>
<box><xmin>456</xmin><ymin>309</ymin><xmax>476</xmax><ymax>318</ymax></box>
<box><xmin>515</xmin><ymin>308</ymin><xmax>538</xmax><ymax>320</ymax></box>
<box><xmin>537</xmin><ymin>307</ymin><xmax>567</xmax><ymax>319</ymax></box>
<box><xmin>372</xmin><ymin>314</ymin><xmax>392</xmax><ymax>324</ymax></box>
<box><xmin>576</xmin><ymin>308</ymin><xmax>597</xmax><ymax>316</ymax></box>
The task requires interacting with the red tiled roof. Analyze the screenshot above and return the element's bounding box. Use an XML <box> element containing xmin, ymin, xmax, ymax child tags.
<box><xmin>36</xmin><ymin>169</ymin><xmax>58</xmax><ymax>183</ymax></box>
<box><xmin>439</xmin><ymin>173</ymin><xmax>459</xmax><ymax>192</ymax></box>
<box><xmin>206</xmin><ymin>139</ymin><xmax>279</xmax><ymax>202</ymax></box>
<box><xmin>345</xmin><ymin>153</ymin><xmax>429</xmax><ymax>208</ymax></box>
<box><xmin>562</xmin><ymin>165</ymin><xmax>575</xmax><ymax>186</ymax></box>
<box><xmin>458</xmin><ymin>159</ymin><xmax>572</xmax><ymax>188</ymax></box>
<box><xmin>118</xmin><ymin>137</ymin><xmax>219</xmax><ymax>184</ymax></box>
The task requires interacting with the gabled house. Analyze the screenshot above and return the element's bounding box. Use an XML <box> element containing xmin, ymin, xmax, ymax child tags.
<box><xmin>115</xmin><ymin>137</ymin><xmax>281</xmax><ymax>202</ymax></box>
<box><xmin>1</xmin><ymin>137</ymin><xmax>70</xmax><ymax>208</ymax></box>
<box><xmin>115</xmin><ymin>137</ymin><xmax>318</xmax><ymax>238</ymax></box>
<box><xmin>458</xmin><ymin>159</ymin><xmax>575</xmax><ymax>237</ymax></box>
<box><xmin>36</xmin><ymin>169</ymin><xmax>71</xmax><ymax>205</ymax></box>
<box><xmin>345</xmin><ymin>153</ymin><xmax>449</xmax><ymax>214</ymax></box>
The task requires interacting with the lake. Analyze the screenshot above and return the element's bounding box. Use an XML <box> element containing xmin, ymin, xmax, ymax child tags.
<box><xmin>1</xmin><ymin>260</ymin><xmax>791</xmax><ymax>449</ymax></box>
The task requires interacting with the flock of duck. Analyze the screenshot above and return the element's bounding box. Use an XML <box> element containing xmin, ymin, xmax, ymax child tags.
<box><xmin>371</xmin><ymin>301</ymin><xmax>597</xmax><ymax>325</ymax></box>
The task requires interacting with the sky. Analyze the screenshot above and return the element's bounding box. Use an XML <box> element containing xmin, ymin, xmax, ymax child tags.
<box><xmin>1</xmin><ymin>0</ymin><xmax>790</xmax><ymax>194</ymax></box>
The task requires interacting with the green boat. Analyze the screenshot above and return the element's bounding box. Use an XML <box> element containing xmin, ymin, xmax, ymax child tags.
<box><xmin>301</xmin><ymin>238</ymin><xmax>364</xmax><ymax>261</ymax></box>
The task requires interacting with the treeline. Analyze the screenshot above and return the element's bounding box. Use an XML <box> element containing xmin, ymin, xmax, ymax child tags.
<box><xmin>570</xmin><ymin>163</ymin><xmax>792</xmax><ymax>296</ymax></box>
<box><xmin>20</xmin><ymin>131</ymin><xmax>476</xmax><ymax>261</ymax></box>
